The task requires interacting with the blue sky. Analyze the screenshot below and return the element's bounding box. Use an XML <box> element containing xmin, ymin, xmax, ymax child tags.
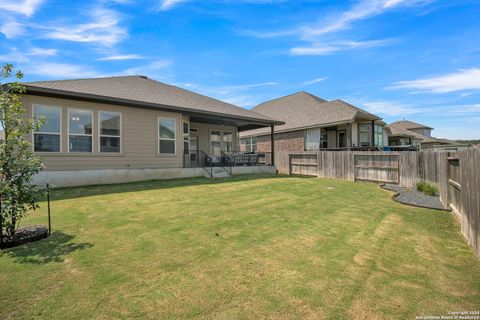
<box><xmin>1</xmin><ymin>0</ymin><xmax>480</xmax><ymax>139</ymax></box>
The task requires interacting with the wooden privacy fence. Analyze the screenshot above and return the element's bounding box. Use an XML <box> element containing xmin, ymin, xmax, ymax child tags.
<box><xmin>274</xmin><ymin>149</ymin><xmax>479</xmax><ymax>256</ymax></box>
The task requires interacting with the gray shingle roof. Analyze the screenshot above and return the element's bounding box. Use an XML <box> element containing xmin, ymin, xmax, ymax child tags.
<box><xmin>388</xmin><ymin>120</ymin><xmax>433</xmax><ymax>130</ymax></box>
<box><xmin>385</xmin><ymin>124</ymin><xmax>438</xmax><ymax>143</ymax></box>
<box><xmin>23</xmin><ymin>76</ymin><xmax>282</xmax><ymax>125</ymax></box>
<box><xmin>240</xmin><ymin>91</ymin><xmax>380</xmax><ymax>137</ymax></box>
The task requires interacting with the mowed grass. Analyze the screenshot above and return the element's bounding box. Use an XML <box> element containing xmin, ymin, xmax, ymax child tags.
<box><xmin>1</xmin><ymin>175</ymin><xmax>479</xmax><ymax>319</ymax></box>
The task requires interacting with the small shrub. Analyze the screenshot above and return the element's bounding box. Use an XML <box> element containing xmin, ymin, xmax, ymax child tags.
<box><xmin>416</xmin><ymin>180</ymin><xmax>438</xmax><ymax>196</ymax></box>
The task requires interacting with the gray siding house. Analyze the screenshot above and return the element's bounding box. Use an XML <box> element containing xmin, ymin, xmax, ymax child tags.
<box><xmin>19</xmin><ymin>76</ymin><xmax>283</xmax><ymax>186</ymax></box>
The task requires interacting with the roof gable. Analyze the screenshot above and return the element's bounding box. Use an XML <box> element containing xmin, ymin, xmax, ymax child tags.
<box><xmin>389</xmin><ymin>120</ymin><xmax>433</xmax><ymax>130</ymax></box>
<box><xmin>241</xmin><ymin>91</ymin><xmax>380</xmax><ymax>136</ymax></box>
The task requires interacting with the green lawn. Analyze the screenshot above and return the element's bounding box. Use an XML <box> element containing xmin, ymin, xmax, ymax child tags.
<box><xmin>1</xmin><ymin>175</ymin><xmax>479</xmax><ymax>319</ymax></box>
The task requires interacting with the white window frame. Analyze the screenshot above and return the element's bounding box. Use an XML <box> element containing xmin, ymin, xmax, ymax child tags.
<box><xmin>358</xmin><ymin>123</ymin><xmax>372</xmax><ymax>147</ymax></box>
<box><xmin>98</xmin><ymin>111</ymin><xmax>122</xmax><ymax>154</ymax></box>
<box><xmin>223</xmin><ymin>131</ymin><xmax>233</xmax><ymax>153</ymax></box>
<box><xmin>243</xmin><ymin>136</ymin><xmax>257</xmax><ymax>152</ymax></box>
<box><xmin>68</xmin><ymin>108</ymin><xmax>93</xmax><ymax>153</ymax></box>
<box><xmin>32</xmin><ymin>104</ymin><xmax>62</xmax><ymax>153</ymax></box>
<box><xmin>209</xmin><ymin>129</ymin><xmax>222</xmax><ymax>156</ymax></box>
<box><xmin>158</xmin><ymin>117</ymin><xmax>177</xmax><ymax>155</ymax></box>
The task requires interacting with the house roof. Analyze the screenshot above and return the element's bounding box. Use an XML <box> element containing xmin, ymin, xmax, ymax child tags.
<box><xmin>240</xmin><ymin>91</ymin><xmax>381</xmax><ymax>137</ymax></box>
<box><xmin>22</xmin><ymin>76</ymin><xmax>283</xmax><ymax>127</ymax></box>
<box><xmin>385</xmin><ymin>124</ymin><xmax>438</xmax><ymax>143</ymax></box>
<box><xmin>388</xmin><ymin>120</ymin><xmax>433</xmax><ymax>130</ymax></box>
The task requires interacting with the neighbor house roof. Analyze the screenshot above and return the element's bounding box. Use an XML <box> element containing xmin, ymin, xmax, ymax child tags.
<box><xmin>385</xmin><ymin>121</ymin><xmax>462</xmax><ymax>145</ymax></box>
<box><xmin>22</xmin><ymin>76</ymin><xmax>283</xmax><ymax>127</ymax></box>
<box><xmin>240</xmin><ymin>91</ymin><xmax>381</xmax><ymax>137</ymax></box>
<box><xmin>385</xmin><ymin>125</ymin><xmax>438</xmax><ymax>143</ymax></box>
<box><xmin>388</xmin><ymin>120</ymin><xmax>433</xmax><ymax>130</ymax></box>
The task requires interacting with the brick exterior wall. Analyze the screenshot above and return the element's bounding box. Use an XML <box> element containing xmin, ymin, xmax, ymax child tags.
<box><xmin>241</xmin><ymin>130</ymin><xmax>305</xmax><ymax>152</ymax></box>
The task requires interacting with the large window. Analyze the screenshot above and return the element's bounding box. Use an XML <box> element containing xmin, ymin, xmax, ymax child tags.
<box><xmin>305</xmin><ymin>128</ymin><xmax>321</xmax><ymax>151</ymax></box>
<box><xmin>33</xmin><ymin>105</ymin><xmax>61</xmax><ymax>152</ymax></box>
<box><xmin>183</xmin><ymin>122</ymin><xmax>189</xmax><ymax>155</ymax></box>
<box><xmin>374</xmin><ymin>125</ymin><xmax>384</xmax><ymax>147</ymax></box>
<box><xmin>100</xmin><ymin>111</ymin><xmax>121</xmax><ymax>153</ymax></box>
<box><xmin>359</xmin><ymin>123</ymin><xmax>372</xmax><ymax>147</ymax></box>
<box><xmin>69</xmin><ymin>109</ymin><xmax>93</xmax><ymax>152</ymax></box>
<box><xmin>210</xmin><ymin>130</ymin><xmax>221</xmax><ymax>156</ymax></box>
<box><xmin>159</xmin><ymin>118</ymin><xmax>176</xmax><ymax>154</ymax></box>
<box><xmin>223</xmin><ymin>132</ymin><xmax>233</xmax><ymax>152</ymax></box>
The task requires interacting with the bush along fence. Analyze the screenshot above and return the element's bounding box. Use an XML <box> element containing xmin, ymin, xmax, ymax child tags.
<box><xmin>274</xmin><ymin>149</ymin><xmax>480</xmax><ymax>257</ymax></box>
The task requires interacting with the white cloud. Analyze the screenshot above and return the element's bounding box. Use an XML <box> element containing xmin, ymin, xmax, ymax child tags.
<box><xmin>0</xmin><ymin>0</ymin><xmax>44</xmax><ymax>17</ymax></box>
<box><xmin>0</xmin><ymin>19</ymin><xmax>26</xmax><ymax>38</ymax></box>
<box><xmin>176</xmin><ymin>81</ymin><xmax>278</xmax><ymax>107</ymax></box>
<box><xmin>0</xmin><ymin>47</ymin><xmax>57</xmax><ymax>63</ymax></box>
<box><xmin>25</xmin><ymin>62</ymin><xmax>99</xmax><ymax>78</ymax></box>
<box><xmin>157</xmin><ymin>0</ymin><xmax>189</xmax><ymax>11</ymax></box>
<box><xmin>389</xmin><ymin>68</ymin><xmax>480</xmax><ymax>93</ymax></box>
<box><xmin>361</xmin><ymin>101</ymin><xmax>425</xmax><ymax>116</ymax></box>
<box><xmin>97</xmin><ymin>54</ymin><xmax>144</xmax><ymax>61</ymax></box>
<box><xmin>44</xmin><ymin>8</ymin><xmax>127</xmax><ymax>46</ymax></box>
<box><xmin>302</xmin><ymin>77</ymin><xmax>327</xmax><ymax>86</ymax></box>
<box><xmin>290</xmin><ymin>39</ymin><xmax>392</xmax><ymax>56</ymax></box>
<box><xmin>300</xmin><ymin>0</ymin><xmax>431</xmax><ymax>39</ymax></box>
<box><xmin>122</xmin><ymin>60</ymin><xmax>173</xmax><ymax>76</ymax></box>
<box><xmin>246</xmin><ymin>0</ymin><xmax>434</xmax><ymax>40</ymax></box>
<box><xmin>29</xmin><ymin>47</ymin><xmax>58</xmax><ymax>56</ymax></box>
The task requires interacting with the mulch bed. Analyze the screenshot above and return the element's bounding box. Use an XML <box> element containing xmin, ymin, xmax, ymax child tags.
<box><xmin>381</xmin><ymin>184</ymin><xmax>448</xmax><ymax>211</ymax></box>
<box><xmin>0</xmin><ymin>225</ymin><xmax>49</xmax><ymax>249</ymax></box>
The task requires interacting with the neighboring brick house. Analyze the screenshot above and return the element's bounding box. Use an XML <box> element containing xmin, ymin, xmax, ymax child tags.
<box><xmin>239</xmin><ymin>91</ymin><xmax>387</xmax><ymax>152</ymax></box>
<box><xmin>385</xmin><ymin>120</ymin><xmax>465</xmax><ymax>150</ymax></box>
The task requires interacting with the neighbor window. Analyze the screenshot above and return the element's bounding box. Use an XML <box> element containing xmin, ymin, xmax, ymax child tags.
<box><xmin>33</xmin><ymin>105</ymin><xmax>61</xmax><ymax>152</ymax></box>
<box><xmin>359</xmin><ymin>123</ymin><xmax>372</xmax><ymax>147</ymax></box>
<box><xmin>100</xmin><ymin>111</ymin><xmax>121</xmax><ymax>153</ymax></box>
<box><xmin>305</xmin><ymin>128</ymin><xmax>321</xmax><ymax>151</ymax></box>
<box><xmin>321</xmin><ymin>131</ymin><xmax>328</xmax><ymax>149</ymax></box>
<box><xmin>374</xmin><ymin>125</ymin><xmax>384</xmax><ymax>147</ymax></box>
<box><xmin>243</xmin><ymin>137</ymin><xmax>257</xmax><ymax>152</ymax></box>
<box><xmin>223</xmin><ymin>132</ymin><xmax>233</xmax><ymax>152</ymax></box>
<box><xmin>210</xmin><ymin>130</ymin><xmax>221</xmax><ymax>156</ymax></box>
<box><xmin>183</xmin><ymin>122</ymin><xmax>189</xmax><ymax>155</ymax></box>
<box><xmin>159</xmin><ymin>118</ymin><xmax>176</xmax><ymax>154</ymax></box>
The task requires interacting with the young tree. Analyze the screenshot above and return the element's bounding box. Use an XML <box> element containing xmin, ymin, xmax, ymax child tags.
<box><xmin>0</xmin><ymin>64</ymin><xmax>44</xmax><ymax>240</ymax></box>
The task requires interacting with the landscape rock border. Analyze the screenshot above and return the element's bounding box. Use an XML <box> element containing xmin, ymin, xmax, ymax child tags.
<box><xmin>0</xmin><ymin>225</ymin><xmax>49</xmax><ymax>249</ymax></box>
<box><xmin>380</xmin><ymin>184</ymin><xmax>449</xmax><ymax>211</ymax></box>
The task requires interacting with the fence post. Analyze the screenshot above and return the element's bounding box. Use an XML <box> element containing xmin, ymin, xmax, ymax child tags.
<box><xmin>47</xmin><ymin>183</ymin><xmax>51</xmax><ymax>235</ymax></box>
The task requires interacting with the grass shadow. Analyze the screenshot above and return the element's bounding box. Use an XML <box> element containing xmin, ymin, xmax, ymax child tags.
<box><xmin>41</xmin><ymin>173</ymin><xmax>290</xmax><ymax>201</ymax></box>
<box><xmin>0</xmin><ymin>231</ymin><xmax>93</xmax><ymax>264</ymax></box>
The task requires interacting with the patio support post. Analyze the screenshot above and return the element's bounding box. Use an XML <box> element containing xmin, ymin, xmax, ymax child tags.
<box><xmin>371</xmin><ymin>120</ymin><xmax>375</xmax><ymax>147</ymax></box>
<box><xmin>348</xmin><ymin>122</ymin><xmax>352</xmax><ymax>150</ymax></box>
<box><xmin>270</xmin><ymin>125</ymin><xmax>275</xmax><ymax>166</ymax></box>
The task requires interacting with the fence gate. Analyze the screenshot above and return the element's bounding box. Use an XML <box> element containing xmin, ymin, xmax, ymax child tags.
<box><xmin>447</xmin><ymin>155</ymin><xmax>462</xmax><ymax>221</ymax></box>
<box><xmin>353</xmin><ymin>153</ymin><xmax>399</xmax><ymax>184</ymax></box>
<box><xmin>289</xmin><ymin>153</ymin><xmax>318</xmax><ymax>176</ymax></box>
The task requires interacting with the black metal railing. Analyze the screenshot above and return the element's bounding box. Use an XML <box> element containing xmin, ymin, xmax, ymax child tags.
<box><xmin>221</xmin><ymin>151</ymin><xmax>260</xmax><ymax>166</ymax></box>
<box><xmin>221</xmin><ymin>151</ymin><xmax>233</xmax><ymax>175</ymax></box>
<box><xmin>200</xmin><ymin>150</ymin><xmax>213</xmax><ymax>178</ymax></box>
